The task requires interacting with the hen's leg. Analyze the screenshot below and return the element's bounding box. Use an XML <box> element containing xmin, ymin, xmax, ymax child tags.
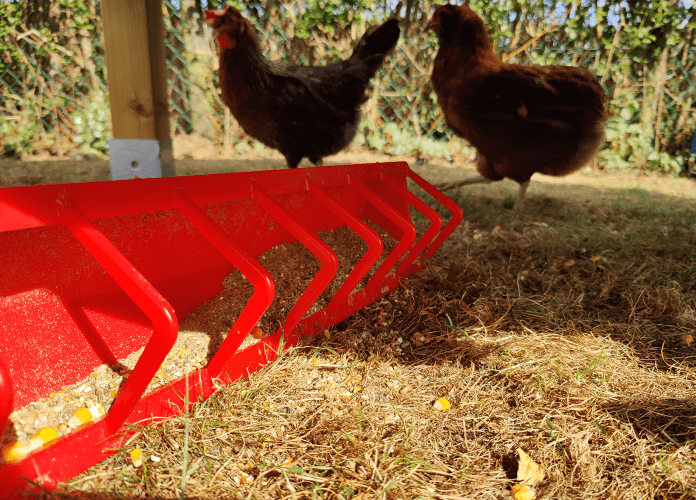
<box><xmin>435</xmin><ymin>155</ymin><xmax>496</xmax><ymax>191</ymax></box>
<box><xmin>309</xmin><ymin>156</ymin><xmax>323</xmax><ymax>167</ymax></box>
<box><xmin>515</xmin><ymin>180</ymin><xmax>531</xmax><ymax>214</ymax></box>
<box><xmin>435</xmin><ymin>176</ymin><xmax>490</xmax><ymax>191</ymax></box>
<box><xmin>284</xmin><ymin>152</ymin><xmax>302</xmax><ymax>169</ymax></box>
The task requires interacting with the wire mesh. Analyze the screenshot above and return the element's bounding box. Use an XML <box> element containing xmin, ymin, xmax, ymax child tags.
<box><xmin>0</xmin><ymin>0</ymin><xmax>694</xmax><ymax>158</ymax></box>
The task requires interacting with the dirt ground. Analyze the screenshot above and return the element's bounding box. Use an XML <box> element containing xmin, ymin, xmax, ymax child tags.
<box><xmin>2</xmin><ymin>147</ymin><xmax>695</xmax><ymax>204</ymax></box>
<box><xmin>2</xmin><ymin>148</ymin><xmax>696</xmax><ymax>499</ymax></box>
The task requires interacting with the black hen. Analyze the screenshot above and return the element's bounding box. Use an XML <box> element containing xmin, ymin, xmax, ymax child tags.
<box><xmin>205</xmin><ymin>7</ymin><xmax>400</xmax><ymax>168</ymax></box>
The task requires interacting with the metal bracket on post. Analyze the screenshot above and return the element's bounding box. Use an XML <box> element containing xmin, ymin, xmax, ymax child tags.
<box><xmin>108</xmin><ymin>138</ymin><xmax>175</xmax><ymax>180</ymax></box>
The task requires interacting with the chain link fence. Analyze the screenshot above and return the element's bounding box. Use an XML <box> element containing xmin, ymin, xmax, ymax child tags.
<box><xmin>157</xmin><ymin>0</ymin><xmax>451</xmax><ymax>149</ymax></box>
<box><xmin>0</xmin><ymin>4</ymin><xmax>109</xmax><ymax>155</ymax></box>
<box><xmin>1</xmin><ymin>0</ymin><xmax>695</xmax><ymax>168</ymax></box>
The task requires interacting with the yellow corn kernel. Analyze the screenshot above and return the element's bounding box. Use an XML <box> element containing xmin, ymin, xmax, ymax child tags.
<box><xmin>131</xmin><ymin>448</ymin><xmax>143</xmax><ymax>467</ymax></box>
<box><xmin>433</xmin><ymin>398</ymin><xmax>451</xmax><ymax>411</ymax></box>
<box><xmin>67</xmin><ymin>408</ymin><xmax>92</xmax><ymax>429</ymax></box>
<box><xmin>33</xmin><ymin>427</ymin><xmax>58</xmax><ymax>447</ymax></box>
<box><xmin>262</xmin><ymin>402</ymin><xmax>269</xmax><ymax>409</ymax></box>
<box><xmin>110</xmin><ymin>389</ymin><xmax>119</xmax><ymax>398</ymax></box>
<box><xmin>2</xmin><ymin>442</ymin><xmax>30</xmax><ymax>463</ymax></box>
<box><xmin>353</xmin><ymin>386</ymin><xmax>361</xmax><ymax>393</ymax></box>
<box><xmin>57</xmin><ymin>423</ymin><xmax>68</xmax><ymax>433</ymax></box>
<box><xmin>511</xmin><ymin>484</ymin><xmax>537</xmax><ymax>500</ymax></box>
<box><xmin>89</xmin><ymin>404</ymin><xmax>106</xmax><ymax>419</ymax></box>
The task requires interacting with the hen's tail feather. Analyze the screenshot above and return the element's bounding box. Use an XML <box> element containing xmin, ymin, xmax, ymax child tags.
<box><xmin>350</xmin><ymin>18</ymin><xmax>400</xmax><ymax>76</ymax></box>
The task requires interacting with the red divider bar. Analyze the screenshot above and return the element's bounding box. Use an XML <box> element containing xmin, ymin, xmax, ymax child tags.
<box><xmin>406</xmin><ymin>169</ymin><xmax>464</xmax><ymax>260</ymax></box>
<box><xmin>379</xmin><ymin>175</ymin><xmax>443</xmax><ymax>275</ymax></box>
<box><xmin>57</xmin><ymin>197</ymin><xmax>179</xmax><ymax>433</ymax></box>
<box><xmin>172</xmin><ymin>188</ymin><xmax>275</xmax><ymax>381</ymax></box>
<box><xmin>348</xmin><ymin>177</ymin><xmax>416</xmax><ymax>296</ymax></box>
<box><xmin>251</xmin><ymin>182</ymin><xmax>338</xmax><ymax>343</ymax></box>
<box><xmin>306</xmin><ymin>179</ymin><xmax>383</xmax><ymax>313</ymax></box>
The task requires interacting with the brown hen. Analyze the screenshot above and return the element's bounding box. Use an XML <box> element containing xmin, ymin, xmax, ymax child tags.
<box><xmin>205</xmin><ymin>7</ymin><xmax>400</xmax><ymax>169</ymax></box>
<box><xmin>427</xmin><ymin>4</ymin><xmax>607</xmax><ymax>211</ymax></box>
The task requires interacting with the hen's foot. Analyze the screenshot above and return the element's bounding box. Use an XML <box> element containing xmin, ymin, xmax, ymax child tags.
<box><xmin>434</xmin><ymin>176</ymin><xmax>490</xmax><ymax>191</ymax></box>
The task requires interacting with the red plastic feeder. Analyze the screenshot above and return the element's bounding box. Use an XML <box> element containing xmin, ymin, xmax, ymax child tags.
<box><xmin>0</xmin><ymin>162</ymin><xmax>462</xmax><ymax>497</ymax></box>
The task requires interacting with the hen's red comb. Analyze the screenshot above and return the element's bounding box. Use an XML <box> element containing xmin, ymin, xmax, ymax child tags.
<box><xmin>204</xmin><ymin>9</ymin><xmax>218</xmax><ymax>22</ymax></box>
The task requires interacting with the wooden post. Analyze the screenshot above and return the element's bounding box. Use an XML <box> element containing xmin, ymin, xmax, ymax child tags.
<box><xmin>101</xmin><ymin>0</ymin><xmax>175</xmax><ymax>179</ymax></box>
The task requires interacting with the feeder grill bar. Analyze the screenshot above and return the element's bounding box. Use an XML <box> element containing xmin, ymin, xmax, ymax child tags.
<box><xmin>0</xmin><ymin>162</ymin><xmax>463</xmax><ymax>497</ymax></box>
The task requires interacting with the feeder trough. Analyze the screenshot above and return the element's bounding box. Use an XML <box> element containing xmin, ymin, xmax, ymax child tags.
<box><xmin>0</xmin><ymin>162</ymin><xmax>462</xmax><ymax>497</ymax></box>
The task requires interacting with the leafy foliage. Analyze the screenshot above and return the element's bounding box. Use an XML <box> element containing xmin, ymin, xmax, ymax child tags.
<box><xmin>359</xmin><ymin>121</ymin><xmax>452</xmax><ymax>157</ymax></box>
<box><xmin>0</xmin><ymin>0</ymin><xmax>694</xmax><ymax>171</ymax></box>
<box><xmin>71</xmin><ymin>90</ymin><xmax>110</xmax><ymax>158</ymax></box>
<box><xmin>292</xmin><ymin>0</ymin><xmax>375</xmax><ymax>39</ymax></box>
<box><xmin>0</xmin><ymin>115</ymin><xmax>41</xmax><ymax>156</ymax></box>
<box><xmin>0</xmin><ymin>3</ymin><xmax>24</xmax><ymax>75</ymax></box>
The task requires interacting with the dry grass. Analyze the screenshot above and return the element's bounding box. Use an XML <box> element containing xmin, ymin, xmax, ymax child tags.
<box><xmin>25</xmin><ymin>165</ymin><xmax>696</xmax><ymax>499</ymax></box>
